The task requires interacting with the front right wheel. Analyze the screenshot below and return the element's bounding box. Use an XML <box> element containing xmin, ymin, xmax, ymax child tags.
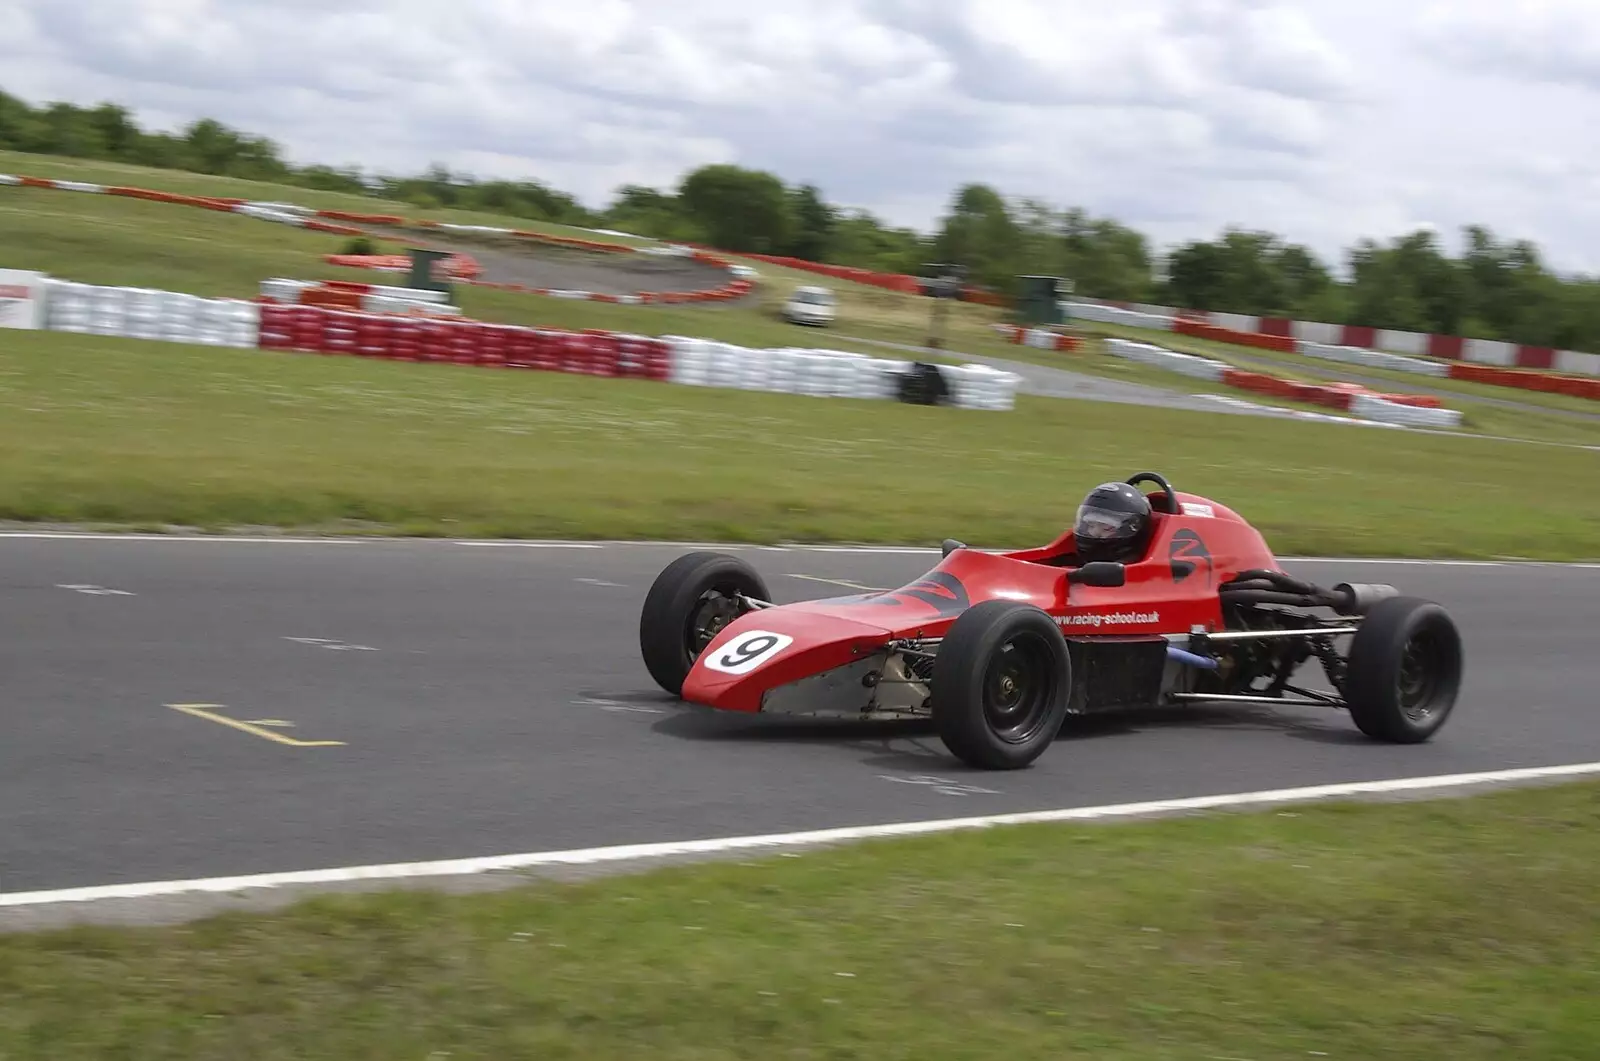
<box><xmin>1342</xmin><ymin>596</ymin><xmax>1464</xmax><ymax>743</ymax></box>
<box><xmin>929</xmin><ymin>600</ymin><xmax>1073</xmax><ymax>770</ymax></box>
<box><xmin>639</xmin><ymin>551</ymin><xmax>771</xmax><ymax>697</ymax></box>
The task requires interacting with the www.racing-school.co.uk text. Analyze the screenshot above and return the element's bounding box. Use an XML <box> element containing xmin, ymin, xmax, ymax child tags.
<box><xmin>1057</xmin><ymin>610</ymin><xmax>1161</xmax><ymax>628</ymax></box>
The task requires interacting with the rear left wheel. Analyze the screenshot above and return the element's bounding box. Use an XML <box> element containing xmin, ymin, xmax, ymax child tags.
<box><xmin>1342</xmin><ymin>596</ymin><xmax>1464</xmax><ymax>743</ymax></box>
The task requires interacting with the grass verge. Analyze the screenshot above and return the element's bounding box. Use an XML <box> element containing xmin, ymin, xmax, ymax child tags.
<box><xmin>2</xmin><ymin>330</ymin><xmax>1597</xmax><ymax>558</ymax></box>
<box><xmin>4</xmin><ymin>781</ymin><xmax>1599</xmax><ymax>1059</ymax></box>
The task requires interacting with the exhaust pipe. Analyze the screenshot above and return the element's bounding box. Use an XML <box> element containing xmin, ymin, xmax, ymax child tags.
<box><xmin>1331</xmin><ymin>582</ymin><xmax>1399</xmax><ymax>615</ymax></box>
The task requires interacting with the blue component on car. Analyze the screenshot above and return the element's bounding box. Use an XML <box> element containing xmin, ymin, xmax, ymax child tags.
<box><xmin>1166</xmin><ymin>646</ymin><xmax>1220</xmax><ymax>670</ymax></box>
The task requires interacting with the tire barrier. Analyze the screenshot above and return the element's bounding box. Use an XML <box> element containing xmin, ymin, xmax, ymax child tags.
<box><xmin>43</xmin><ymin>279</ymin><xmax>260</xmax><ymax>347</ymax></box>
<box><xmin>256</xmin><ymin>304</ymin><xmax>675</xmax><ymax>380</ymax></box>
<box><xmin>898</xmin><ymin>361</ymin><xmax>952</xmax><ymax>405</ymax></box>
<box><xmin>1102</xmin><ymin>338</ymin><xmax>1464</xmax><ymax>428</ymax></box>
<box><xmin>31</xmin><ymin>276</ymin><xmax>1021</xmax><ymax>411</ymax></box>
<box><xmin>992</xmin><ymin>324</ymin><xmax>1083</xmax><ymax>351</ymax></box>
<box><xmin>658</xmin><ymin>337</ymin><xmax>1019</xmax><ymax>409</ymax></box>
<box><xmin>2</xmin><ymin>173</ymin><xmax>753</xmax><ymax>306</ymax></box>
<box><xmin>1068</xmin><ymin>300</ymin><xmax>1600</xmax><ymax>398</ymax></box>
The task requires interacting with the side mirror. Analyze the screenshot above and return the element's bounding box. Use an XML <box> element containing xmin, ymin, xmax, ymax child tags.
<box><xmin>1069</xmin><ymin>562</ymin><xmax>1126</xmax><ymax>588</ymax></box>
<box><xmin>941</xmin><ymin>538</ymin><xmax>967</xmax><ymax>557</ymax></box>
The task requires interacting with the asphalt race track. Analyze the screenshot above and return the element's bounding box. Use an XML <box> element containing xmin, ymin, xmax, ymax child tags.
<box><xmin>3</xmin><ymin>534</ymin><xmax>1596</xmax><ymax>897</ymax></box>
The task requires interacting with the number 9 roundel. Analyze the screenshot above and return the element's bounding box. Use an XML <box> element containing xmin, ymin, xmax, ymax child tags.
<box><xmin>703</xmin><ymin>629</ymin><xmax>794</xmax><ymax>675</ymax></box>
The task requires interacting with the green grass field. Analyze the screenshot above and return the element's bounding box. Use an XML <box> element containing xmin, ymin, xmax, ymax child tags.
<box><xmin>4</xmin><ymin>780</ymin><xmax>1597</xmax><ymax>1060</ymax></box>
<box><xmin>4</xmin><ymin>330</ymin><xmax>1598</xmax><ymax>558</ymax></box>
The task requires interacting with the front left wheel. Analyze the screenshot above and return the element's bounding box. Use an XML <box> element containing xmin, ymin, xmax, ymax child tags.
<box><xmin>639</xmin><ymin>551</ymin><xmax>771</xmax><ymax>696</ymax></box>
<box><xmin>929</xmin><ymin>600</ymin><xmax>1073</xmax><ymax>770</ymax></box>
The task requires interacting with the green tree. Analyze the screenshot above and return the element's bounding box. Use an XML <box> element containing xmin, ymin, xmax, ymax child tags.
<box><xmin>932</xmin><ymin>183</ymin><xmax>1023</xmax><ymax>296</ymax></box>
<box><xmin>784</xmin><ymin>183</ymin><xmax>836</xmax><ymax>260</ymax></box>
<box><xmin>676</xmin><ymin>163</ymin><xmax>794</xmax><ymax>254</ymax></box>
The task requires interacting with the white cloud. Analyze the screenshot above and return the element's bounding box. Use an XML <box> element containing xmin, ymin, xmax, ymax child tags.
<box><xmin>3</xmin><ymin>0</ymin><xmax>1600</xmax><ymax>273</ymax></box>
<box><xmin>1414</xmin><ymin>0</ymin><xmax>1600</xmax><ymax>92</ymax></box>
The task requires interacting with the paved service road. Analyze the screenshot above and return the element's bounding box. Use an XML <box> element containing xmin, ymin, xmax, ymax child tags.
<box><xmin>2</xmin><ymin>535</ymin><xmax>1596</xmax><ymax>895</ymax></box>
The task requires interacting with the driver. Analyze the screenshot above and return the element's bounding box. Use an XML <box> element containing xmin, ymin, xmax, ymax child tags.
<box><xmin>1074</xmin><ymin>481</ymin><xmax>1154</xmax><ymax>564</ymax></box>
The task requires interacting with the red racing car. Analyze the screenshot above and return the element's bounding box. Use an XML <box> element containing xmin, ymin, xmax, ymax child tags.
<box><xmin>637</xmin><ymin>471</ymin><xmax>1464</xmax><ymax>770</ymax></box>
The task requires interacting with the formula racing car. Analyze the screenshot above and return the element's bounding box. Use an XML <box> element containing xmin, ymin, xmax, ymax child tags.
<box><xmin>637</xmin><ymin>471</ymin><xmax>1464</xmax><ymax>770</ymax></box>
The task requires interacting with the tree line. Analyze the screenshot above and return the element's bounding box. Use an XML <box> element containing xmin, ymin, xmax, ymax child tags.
<box><xmin>5</xmin><ymin>88</ymin><xmax>1599</xmax><ymax>351</ymax></box>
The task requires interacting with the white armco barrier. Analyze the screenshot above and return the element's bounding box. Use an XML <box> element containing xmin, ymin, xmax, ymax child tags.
<box><xmin>1064</xmin><ymin>301</ymin><xmax>1174</xmax><ymax>331</ymax></box>
<box><xmin>1103</xmin><ymin>337</ymin><xmax>1228</xmax><ymax>382</ymax></box>
<box><xmin>44</xmin><ymin>279</ymin><xmax>260</xmax><ymax>347</ymax></box>
<box><xmin>1196</xmin><ymin>394</ymin><xmax>1404</xmax><ymax>430</ymax></box>
<box><xmin>1296</xmin><ymin>340</ymin><xmax>1451</xmax><ymax>377</ymax></box>
<box><xmin>1347</xmin><ymin>394</ymin><xmax>1464</xmax><ymax>428</ymax></box>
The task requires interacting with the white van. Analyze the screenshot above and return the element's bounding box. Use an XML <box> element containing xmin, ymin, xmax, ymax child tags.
<box><xmin>781</xmin><ymin>284</ymin><xmax>836</xmax><ymax>326</ymax></box>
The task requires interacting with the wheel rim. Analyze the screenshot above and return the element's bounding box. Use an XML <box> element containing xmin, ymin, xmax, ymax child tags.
<box><xmin>1396</xmin><ymin>627</ymin><xmax>1449</xmax><ymax>722</ymax></box>
<box><xmin>981</xmin><ymin>633</ymin><xmax>1057</xmax><ymax>744</ymax></box>
<box><xmin>685</xmin><ymin>589</ymin><xmax>741</xmax><ymax>661</ymax></box>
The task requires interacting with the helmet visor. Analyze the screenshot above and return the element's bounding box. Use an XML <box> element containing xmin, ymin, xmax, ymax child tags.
<box><xmin>1076</xmin><ymin>503</ymin><xmax>1142</xmax><ymax>541</ymax></box>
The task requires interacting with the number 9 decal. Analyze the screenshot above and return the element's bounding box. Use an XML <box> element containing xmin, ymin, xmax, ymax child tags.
<box><xmin>704</xmin><ymin>629</ymin><xmax>794</xmax><ymax>675</ymax></box>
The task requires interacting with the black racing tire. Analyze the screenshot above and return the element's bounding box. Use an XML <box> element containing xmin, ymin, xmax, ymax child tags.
<box><xmin>639</xmin><ymin>551</ymin><xmax>771</xmax><ymax>697</ymax></box>
<box><xmin>929</xmin><ymin>600</ymin><xmax>1073</xmax><ymax>770</ymax></box>
<box><xmin>1342</xmin><ymin>596</ymin><xmax>1464</xmax><ymax>743</ymax></box>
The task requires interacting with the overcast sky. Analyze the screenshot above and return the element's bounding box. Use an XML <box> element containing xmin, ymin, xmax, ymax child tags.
<box><xmin>4</xmin><ymin>0</ymin><xmax>1598</xmax><ymax>275</ymax></box>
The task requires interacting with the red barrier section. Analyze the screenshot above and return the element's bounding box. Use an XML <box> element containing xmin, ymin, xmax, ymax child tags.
<box><xmin>1218</xmin><ymin>369</ymin><xmax>1446</xmax><ymax>411</ymax></box>
<box><xmin>996</xmin><ymin>324</ymin><xmax>1082</xmax><ymax>351</ymax></box>
<box><xmin>1427</xmin><ymin>334</ymin><xmax>1464</xmax><ymax>360</ymax></box>
<box><xmin>1516</xmin><ymin>345</ymin><xmax>1555</xmax><ymax>370</ymax></box>
<box><xmin>1447</xmin><ymin>362</ymin><xmax>1600</xmax><ymax>400</ymax></box>
<box><xmin>257</xmin><ymin>301</ymin><xmax>294</xmax><ymax>350</ymax></box>
<box><xmin>251</xmin><ymin>305</ymin><xmax>672</xmax><ymax>381</ymax></box>
<box><xmin>323</xmin><ymin>252</ymin><xmax>482</xmax><ymax>280</ymax></box>
<box><xmin>1173</xmin><ymin>318</ymin><xmax>1297</xmax><ymax>352</ymax></box>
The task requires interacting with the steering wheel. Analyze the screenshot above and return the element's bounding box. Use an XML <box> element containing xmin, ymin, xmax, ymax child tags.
<box><xmin>1125</xmin><ymin>471</ymin><xmax>1179</xmax><ymax>514</ymax></box>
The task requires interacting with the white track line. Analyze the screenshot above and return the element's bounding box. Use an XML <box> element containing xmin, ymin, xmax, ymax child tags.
<box><xmin>6</xmin><ymin>761</ymin><xmax>1599</xmax><ymax>909</ymax></box>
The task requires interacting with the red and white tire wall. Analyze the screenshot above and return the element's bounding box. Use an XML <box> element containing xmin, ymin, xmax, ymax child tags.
<box><xmin>35</xmin><ymin>277</ymin><xmax>1023</xmax><ymax>411</ymax></box>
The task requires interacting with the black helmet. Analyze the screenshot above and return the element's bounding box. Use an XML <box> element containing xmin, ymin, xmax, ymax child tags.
<box><xmin>1075</xmin><ymin>481</ymin><xmax>1153</xmax><ymax>563</ymax></box>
